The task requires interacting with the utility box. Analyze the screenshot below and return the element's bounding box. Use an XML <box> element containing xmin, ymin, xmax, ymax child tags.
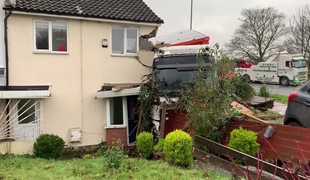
<box><xmin>69</xmin><ymin>128</ymin><xmax>82</xmax><ymax>142</ymax></box>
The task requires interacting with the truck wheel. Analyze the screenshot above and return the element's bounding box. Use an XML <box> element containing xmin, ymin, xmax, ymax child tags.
<box><xmin>288</xmin><ymin>121</ymin><xmax>301</xmax><ymax>127</ymax></box>
<box><xmin>243</xmin><ymin>74</ymin><xmax>250</xmax><ymax>83</ymax></box>
<box><xmin>280</xmin><ymin>77</ymin><xmax>289</xmax><ymax>86</ymax></box>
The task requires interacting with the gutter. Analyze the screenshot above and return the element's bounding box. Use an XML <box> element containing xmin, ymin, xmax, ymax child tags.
<box><xmin>4</xmin><ymin>10</ymin><xmax>11</xmax><ymax>139</ymax></box>
<box><xmin>11</xmin><ymin>11</ymin><xmax>162</xmax><ymax>27</ymax></box>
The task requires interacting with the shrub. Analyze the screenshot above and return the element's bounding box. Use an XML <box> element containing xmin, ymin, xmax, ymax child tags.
<box><xmin>260</xmin><ymin>84</ymin><xmax>270</xmax><ymax>97</ymax></box>
<box><xmin>104</xmin><ymin>139</ymin><xmax>124</xmax><ymax>169</ymax></box>
<box><xmin>33</xmin><ymin>134</ymin><xmax>65</xmax><ymax>159</ymax></box>
<box><xmin>96</xmin><ymin>144</ymin><xmax>108</xmax><ymax>157</ymax></box>
<box><xmin>164</xmin><ymin>130</ymin><xmax>193</xmax><ymax>168</ymax></box>
<box><xmin>136</xmin><ymin>132</ymin><xmax>153</xmax><ymax>159</ymax></box>
<box><xmin>228</xmin><ymin>127</ymin><xmax>259</xmax><ymax>157</ymax></box>
<box><xmin>154</xmin><ymin>138</ymin><xmax>165</xmax><ymax>152</ymax></box>
<box><xmin>228</xmin><ymin>73</ymin><xmax>255</xmax><ymax>99</ymax></box>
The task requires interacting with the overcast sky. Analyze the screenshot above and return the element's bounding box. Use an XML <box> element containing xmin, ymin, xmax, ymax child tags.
<box><xmin>144</xmin><ymin>0</ymin><xmax>310</xmax><ymax>47</ymax></box>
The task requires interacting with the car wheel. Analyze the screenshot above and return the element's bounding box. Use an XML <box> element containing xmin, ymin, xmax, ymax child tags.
<box><xmin>280</xmin><ymin>77</ymin><xmax>289</xmax><ymax>86</ymax></box>
<box><xmin>243</xmin><ymin>74</ymin><xmax>250</xmax><ymax>83</ymax></box>
<box><xmin>288</xmin><ymin>121</ymin><xmax>301</xmax><ymax>127</ymax></box>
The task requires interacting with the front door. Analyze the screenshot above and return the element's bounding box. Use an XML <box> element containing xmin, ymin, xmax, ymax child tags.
<box><xmin>14</xmin><ymin>99</ymin><xmax>40</xmax><ymax>141</ymax></box>
<box><xmin>127</xmin><ymin>95</ymin><xmax>139</xmax><ymax>144</ymax></box>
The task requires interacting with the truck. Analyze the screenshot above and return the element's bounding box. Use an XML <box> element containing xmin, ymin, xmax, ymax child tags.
<box><xmin>150</xmin><ymin>45</ymin><xmax>213</xmax><ymax>140</ymax></box>
<box><xmin>235</xmin><ymin>51</ymin><xmax>308</xmax><ymax>86</ymax></box>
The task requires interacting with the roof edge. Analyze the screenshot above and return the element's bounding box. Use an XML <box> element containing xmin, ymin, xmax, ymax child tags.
<box><xmin>4</xmin><ymin>8</ymin><xmax>164</xmax><ymax>26</ymax></box>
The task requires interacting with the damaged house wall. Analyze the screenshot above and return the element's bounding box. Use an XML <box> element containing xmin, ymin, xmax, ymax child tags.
<box><xmin>137</xmin><ymin>27</ymin><xmax>159</xmax><ymax>68</ymax></box>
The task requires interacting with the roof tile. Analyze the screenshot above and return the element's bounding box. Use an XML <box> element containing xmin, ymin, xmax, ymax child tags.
<box><xmin>6</xmin><ymin>0</ymin><xmax>164</xmax><ymax>24</ymax></box>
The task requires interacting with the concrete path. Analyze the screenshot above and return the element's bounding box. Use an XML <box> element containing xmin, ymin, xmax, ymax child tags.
<box><xmin>272</xmin><ymin>102</ymin><xmax>287</xmax><ymax>115</ymax></box>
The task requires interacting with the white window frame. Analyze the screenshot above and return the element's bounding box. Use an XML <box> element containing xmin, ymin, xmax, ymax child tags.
<box><xmin>105</xmin><ymin>97</ymin><xmax>128</xmax><ymax>128</ymax></box>
<box><xmin>111</xmin><ymin>26</ymin><xmax>139</xmax><ymax>56</ymax></box>
<box><xmin>33</xmin><ymin>20</ymin><xmax>69</xmax><ymax>54</ymax></box>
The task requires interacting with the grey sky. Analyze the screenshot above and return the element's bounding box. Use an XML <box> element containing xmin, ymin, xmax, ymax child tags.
<box><xmin>144</xmin><ymin>0</ymin><xmax>309</xmax><ymax>46</ymax></box>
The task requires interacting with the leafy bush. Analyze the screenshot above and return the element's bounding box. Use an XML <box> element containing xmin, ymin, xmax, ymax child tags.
<box><xmin>136</xmin><ymin>132</ymin><xmax>153</xmax><ymax>159</ymax></box>
<box><xmin>259</xmin><ymin>84</ymin><xmax>270</xmax><ymax>97</ymax></box>
<box><xmin>104</xmin><ymin>139</ymin><xmax>124</xmax><ymax>169</ymax></box>
<box><xmin>164</xmin><ymin>130</ymin><xmax>193</xmax><ymax>168</ymax></box>
<box><xmin>228</xmin><ymin>127</ymin><xmax>259</xmax><ymax>157</ymax></box>
<box><xmin>33</xmin><ymin>134</ymin><xmax>65</xmax><ymax>159</ymax></box>
<box><xmin>228</xmin><ymin>74</ymin><xmax>255</xmax><ymax>99</ymax></box>
<box><xmin>154</xmin><ymin>138</ymin><xmax>165</xmax><ymax>152</ymax></box>
<box><xmin>96</xmin><ymin>145</ymin><xmax>108</xmax><ymax>157</ymax></box>
<box><xmin>182</xmin><ymin>45</ymin><xmax>236</xmax><ymax>144</ymax></box>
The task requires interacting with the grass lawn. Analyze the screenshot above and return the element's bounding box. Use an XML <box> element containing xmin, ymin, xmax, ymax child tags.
<box><xmin>269</xmin><ymin>94</ymin><xmax>289</xmax><ymax>104</ymax></box>
<box><xmin>255</xmin><ymin>92</ymin><xmax>288</xmax><ymax>104</ymax></box>
<box><xmin>0</xmin><ymin>156</ymin><xmax>231</xmax><ymax>180</ymax></box>
<box><xmin>253</xmin><ymin>109</ymin><xmax>279</xmax><ymax>116</ymax></box>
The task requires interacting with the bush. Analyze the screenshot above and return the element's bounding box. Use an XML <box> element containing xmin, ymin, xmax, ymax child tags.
<box><xmin>228</xmin><ymin>74</ymin><xmax>255</xmax><ymax>99</ymax></box>
<box><xmin>33</xmin><ymin>134</ymin><xmax>65</xmax><ymax>159</ymax></box>
<box><xmin>228</xmin><ymin>127</ymin><xmax>259</xmax><ymax>157</ymax></box>
<box><xmin>136</xmin><ymin>132</ymin><xmax>153</xmax><ymax>159</ymax></box>
<box><xmin>260</xmin><ymin>84</ymin><xmax>270</xmax><ymax>97</ymax></box>
<box><xmin>104</xmin><ymin>139</ymin><xmax>124</xmax><ymax>169</ymax></box>
<box><xmin>164</xmin><ymin>130</ymin><xmax>193</xmax><ymax>168</ymax></box>
<box><xmin>154</xmin><ymin>138</ymin><xmax>165</xmax><ymax>152</ymax></box>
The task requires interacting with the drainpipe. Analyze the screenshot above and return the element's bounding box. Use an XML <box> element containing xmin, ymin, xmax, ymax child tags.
<box><xmin>4</xmin><ymin>10</ymin><xmax>12</xmax><ymax>139</ymax></box>
<box><xmin>5</xmin><ymin>10</ymin><xmax>12</xmax><ymax>88</ymax></box>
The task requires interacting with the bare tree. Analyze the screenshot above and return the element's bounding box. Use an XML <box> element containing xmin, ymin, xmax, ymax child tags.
<box><xmin>226</xmin><ymin>7</ymin><xmax>287</xmax><ymax>63</ymax></box>
<box><xmin>286</xmin><ymin>5</ymin><xmax>310</xmax><ymax>58</ymax></box>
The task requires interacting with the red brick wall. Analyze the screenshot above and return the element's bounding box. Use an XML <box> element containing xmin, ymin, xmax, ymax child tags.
<box><xmin>164</xmin><ymin>110</ymin><xmax>193</xmax><ymax>138</ymax></box>
<box><xmin>106</xmin><ymin>127</ymin><xmax>127</xmax><ymax>147</ymax></box>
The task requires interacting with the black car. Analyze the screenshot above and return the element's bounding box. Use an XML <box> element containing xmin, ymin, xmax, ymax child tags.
<box><xmin>284</xmin><ymin>80</ymin><xmax>310</xmax><ymax>127</ymax></box>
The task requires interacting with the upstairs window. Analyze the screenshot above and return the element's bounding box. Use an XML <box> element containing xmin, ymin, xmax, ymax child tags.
<box><xmin>34</xmin><ymin>20</ymin><xmax>68</xmax><ymax>53</ymax></box>
<box><xmin>111</xmin><ymin>26</ymin><xmax>138</xmax><ymax>55</ymax></box>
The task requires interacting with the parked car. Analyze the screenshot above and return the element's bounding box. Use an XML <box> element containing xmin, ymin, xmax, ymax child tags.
<box><xmin>284</xmin><ymin>80</ymin><xmax>310</xmax><ymax>127</ymax></box>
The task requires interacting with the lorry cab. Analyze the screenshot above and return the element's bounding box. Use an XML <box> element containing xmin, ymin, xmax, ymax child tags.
<box><xmin>235</xmin><ymin>51</ymin><xmax>308</xmax><ymax>86</ymax></box>
<box><xmin>152</xmin><ymin>45</ymin><xmax>213</xmax><ymax>93</ymax></box>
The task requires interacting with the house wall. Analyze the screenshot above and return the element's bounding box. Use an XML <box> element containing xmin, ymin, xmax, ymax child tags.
<box><xmin>0</xmin><ymin>141</ymin><xmax>34</xmax><ymax>155</ymax></box>
<box><xmin>7</xmin><ymin>14</ymin><xmax>156</xmax><ymax>151</ymax></box>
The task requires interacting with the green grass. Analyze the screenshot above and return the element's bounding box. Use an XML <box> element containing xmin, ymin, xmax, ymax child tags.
<box><xmin>269</xmin><ymin>94</ymin><xmax>289</xmax><ymax>104</ymax></box>
<box><xmin>266</xmin><ymin>118</ymin><xmax>284</xmax><ymax>124</ymax></box>
<box><xmin>255</xmin><ymin>92</ymin><xmax>289</xmax><ymax>104</ymax></box>
<box><xmin>253</xmin><ymin>109</ymin><xmax>279</xmax><ymax>116</ymax></box>
<box><xmin>0</xmin><ymin>156</ymin><xmax>231</xmax><ymax>180</ymax></box>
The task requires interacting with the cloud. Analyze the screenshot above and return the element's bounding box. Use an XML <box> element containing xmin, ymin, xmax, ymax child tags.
<box><xmin>144</xmin><ymin>0</ymin><xmax>309</xmax><ymax>46</ymax></box>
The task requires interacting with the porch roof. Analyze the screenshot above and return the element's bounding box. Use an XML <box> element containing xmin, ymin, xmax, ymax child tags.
<box><xmin>95</xmin><ymin>83</ymin><xmax>141</xmax><ymax>99</ymax></box>
<box><xmin>0</xmin><ymin>86</ymin><xmax>51</xmax><ymax>99</ymax></box>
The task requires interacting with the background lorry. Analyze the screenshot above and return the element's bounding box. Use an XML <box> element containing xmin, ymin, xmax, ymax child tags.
<box><xmin>235</xmin><ymin>51</ymin><xmax>308</xmax><ymax>86</ymax></box>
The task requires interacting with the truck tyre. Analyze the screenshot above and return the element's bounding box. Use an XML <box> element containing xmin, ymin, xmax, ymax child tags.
<box><xmin>243</xmin><ymin>74</ymin><xmax>250</xmax><ymax>83</ymax></box>
<box><xmin>280</xmin><ymin>77</ymin><xmax>289</xmax><ymax>86</ymax></box>
<box><xmin>288</xmin><ymin>121</ymin><xmax>301</xmax><ymax>127</ymax></box>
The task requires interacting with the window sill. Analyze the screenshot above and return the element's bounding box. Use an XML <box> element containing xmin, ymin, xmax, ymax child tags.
<box><xmin>111</xmin><ymin>54</ymin><xmax>138</xmax><ymax>58</ymax></box>
<box><xmin>33</xmin><ymin>51</ymin><xmax>69</xmax><ymax>55</ymax></box>
<box><xmin>105</xmin><ymin>125</ymin><xmax>127</xmax><ymax>129</ymax></box>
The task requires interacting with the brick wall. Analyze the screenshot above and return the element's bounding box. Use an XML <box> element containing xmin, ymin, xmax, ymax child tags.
<box><xmin>106</xmin><ymin>127</ymin><xmax>127</xmax><ymax>147</ymax></box>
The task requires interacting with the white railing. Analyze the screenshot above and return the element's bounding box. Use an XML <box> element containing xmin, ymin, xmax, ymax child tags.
<box><xmin>0</xmin><ymin>99</ymin><xmax>41</xmax><ymax>141</ymax></box>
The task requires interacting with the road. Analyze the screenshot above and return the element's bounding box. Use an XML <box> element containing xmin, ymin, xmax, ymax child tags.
<box><xmin>251</xmin><ymin>83</ymin><xmax>298</xmax><ymax>96</ymax></box>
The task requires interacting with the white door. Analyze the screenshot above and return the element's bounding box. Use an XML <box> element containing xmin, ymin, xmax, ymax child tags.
<box><xmin>13</xmin><ymin>99</ymin><xmax>40</xmax><ymax>141</ymax></box>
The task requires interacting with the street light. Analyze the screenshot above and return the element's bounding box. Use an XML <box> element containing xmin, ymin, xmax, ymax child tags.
<box><xmin>190</xmin><ymin>0</ymin><xmax>193</xmax><ymax>30</ymax></box>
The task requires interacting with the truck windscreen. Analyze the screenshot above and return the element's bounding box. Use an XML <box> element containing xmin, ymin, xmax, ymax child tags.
<box><xmin>153</xmin><ymin>54</ymin><xmax>212</xmax><ymax>93</ymax></box>
<box><xmin>156</xmin><ymin>69</ymin><xmax>199</xmax><ymax>92</ymax></box>
<box><xmin>292</xmin><ymin>59</ymin><xmax>307</xmax><ymax>68</ymax></box>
